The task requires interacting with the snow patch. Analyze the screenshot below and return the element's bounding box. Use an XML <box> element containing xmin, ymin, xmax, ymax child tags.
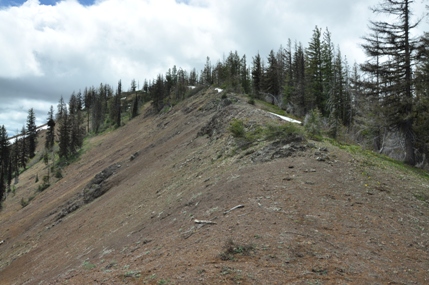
<box><xmin>188</xmin><ymin>86</ymin><xmax>196</xmax><ymax>89</ymax></box>
<box><xmin>268</xmin><ymin>112</ymin><xmax>301</xmax><ymax>124</ymax></box>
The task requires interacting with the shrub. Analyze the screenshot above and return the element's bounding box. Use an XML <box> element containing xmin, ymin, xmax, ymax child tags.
<box><xmin>37</xmin><ymin>183</ymin><xmax>50</xmax><ymax>192</ymax></box>
<box><xmin>304</xmin><ymin>109</ymin><xmax>322</xmax><ymax>138</ymax></box>
<box><xmin>264</xmin><ymin>123</ymin><xmax>303</xmax><ymax>141</ymax></box>
<box><xmin>219</xmin><ymin>239</ymin><xmax>254</xmax><ymax>261</ymax></box>
<box><xmin>21</xmin><ymin>198</ymin><xmax>29</xmax><ymax>208</ymax></box>
<box><xmin>229</xmin><ymin>119</ymin><xmax>246</xmax><ymax>138</ymax></box>
<box><xmin>55</xmin><ymin>169</ymin><xmax>63</xmax><ymax>179</ymax></box>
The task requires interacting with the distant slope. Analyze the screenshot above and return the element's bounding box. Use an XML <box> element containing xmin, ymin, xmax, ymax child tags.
<box><xmin>1</xmin><ymin>88</ymin><xmax>429</xmax><ymax>284</ymax></box>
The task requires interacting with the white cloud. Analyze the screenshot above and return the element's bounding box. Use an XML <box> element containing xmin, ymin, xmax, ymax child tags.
<box><xmin>0</xmin><ymin>0</ymin><xmax>428</xmax><ymax>136</ymax></box>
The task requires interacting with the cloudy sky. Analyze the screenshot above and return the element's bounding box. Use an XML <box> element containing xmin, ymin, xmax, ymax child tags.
<box><xmin>0</xmin><ymin>0</ymin><xmax>428</xmax><ymax>136</ymax></box>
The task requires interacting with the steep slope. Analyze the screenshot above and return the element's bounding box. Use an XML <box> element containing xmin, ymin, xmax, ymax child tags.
<box><xmin>0</xmin><ymin>88</ymin><xmax>429</xmax><ymax>284</ymax></box>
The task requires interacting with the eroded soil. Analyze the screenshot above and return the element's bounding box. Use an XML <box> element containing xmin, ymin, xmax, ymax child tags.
<box><xmin>1</xmin><ymin>88</ymin><xmax>429</xmax><ymax>284</ymax></box>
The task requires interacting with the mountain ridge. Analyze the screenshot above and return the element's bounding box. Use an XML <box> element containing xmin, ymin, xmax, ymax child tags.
<box><xmin>1</xmin><ymin>87</ymin><xmax>429</xmax><ymax>284</ymax></box>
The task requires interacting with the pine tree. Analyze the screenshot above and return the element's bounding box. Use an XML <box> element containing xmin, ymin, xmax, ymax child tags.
<box><xmin>291</xmin><ymin>42</ymin><xmax>307</xmax><ymax>116</ymax></box>
<box><xmin>306</xmin><ymin>26</ymin><xmax>323</xmax><ymax>114</ymax></box>
<box><xmin>0</xmin><ymin>125</ymin><xmax>9</xmax><ymax>204</ymax></box>
<box><xmin>131</xmin><ymin>79</ymin><xmax>137</xmax><ymax>93</ymax></box>
<box><xmin>414</xmin><ymin>32</ymin><xmax>429</xmax><ymax>159</ymax></box>
<box><xmin>46</xmin><ymin>106</ymin><xmax>55</xmax><ymax>151</ymax></box>
<box><xmin>26</xmin><ymin>108</ymin><xmax>37</xmax><ymax>159</ymax></box>
<box><xmin>251</xmin><ymin>53</ymin><xmax>262</xmax><ymax>98</ymax></box>
<box><xmin>327</xmin><ymin>48</ymin><xmax>346</xmax><ymax>138</ymax></box>
<box><xmin>19</xmin><ymin>126</ymin><xmax>27</xmax><ymax>169</ymax></box>
<box><xmin>69</xmin><ymin>105</ymin><xmax>84</xmax><ymax>154</ymax></box>
<box><xmin>58</xmin><ymin>106</ymin><xmax>70</xmax><ymax>159</ymax></box>
<box><xmin>83</xmin><ymin>87</ymin><xmax>92</xmax><ymax>132</ymax></box>
<box><xmin>264</xmin><ymin>49</ymin><xmax>280</xmax><ymax>101</ymax></box>
<box><xmin>361</xmin><ymin>0</ymin><xmax>420</xmax><ymax>165</ymax></box>
<box><xmin>321</xmin><ymin>28</ymin><xmax>334</xmax><ymax>109</ymax></box>
<box><xmin>131</xmin><ymin>94</ymin><xmax>139</xmax><ymax>118</ymax></box>
<box><xmin>152</xmin><ymin>75</ymin><xmax>165</xmax><ymax>112</ymax></box>
<box><xmin>202</xmin><ymin>57</ymin><xmax>212</xmax><ymax>85</ymax></box>
<box><xmin>240</xmin><ymin>54</ymin><xmax>251</xmax><ymax>94</ymax></box>
<box><xmin>91</xmin><ymin>87</ymin><xmax>103</xmax><ymax>133</ymax></box>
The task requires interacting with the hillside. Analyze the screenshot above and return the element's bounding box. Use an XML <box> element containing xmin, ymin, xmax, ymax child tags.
<box><xmin>1</xmin><ymin>88</ymin><xmax>429</xmax><ymax>284</ymax></box>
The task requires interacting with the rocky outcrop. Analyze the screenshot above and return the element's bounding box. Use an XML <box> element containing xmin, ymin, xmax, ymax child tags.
<box><xmin>83</xmin><ymin>164</ymin><xmax>121</xmax><ymax>203</ymax></box>
<box><xmin>54</xmin><ymin>164</ymin><xmax>121</xmax><ymax>223</ymax></box>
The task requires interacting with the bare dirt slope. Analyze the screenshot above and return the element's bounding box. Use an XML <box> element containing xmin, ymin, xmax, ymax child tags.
<box><xmin>1</xmin><ymin>88</ymin><xmax>429</xmax><ymax>285</ymax></box>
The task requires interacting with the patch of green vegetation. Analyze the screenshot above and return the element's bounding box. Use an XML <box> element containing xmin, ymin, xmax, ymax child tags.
<box><xmin>229</xmin><ymin>119</ymin><xmax>246</xmax><ymax>138</ymax></box>
<box><xmin>123</xmin><ymin>270</ymin><xmax>141</xmax><ymax>278</ymax></box>
<box><xmin>263</xmin><ymin>123</ymin><xmax>303</xmax><ymax>141</ymax></box>
<box><xmin>414</xmin><ymin>193</ymin><xmax>429</xmax><ymax>203</ymax></box>
<box><xmin>82</xmin><ymin>260</ymin><xmax>96</xmax><ymax>270</ymax></box>
<box><xmin>37</xmin><ymin>182</ymin><xmax>50</xmax><ymax>192</ymax></box>
<box><xmin>219</xmin><ymin>239</ymin><xmax>255</xmax><ymax>261</ymax></box>
<box><xmin>229</xmin><ymin>119</ymin><xmax>304</xmax><ymax>149</ymax></box>
<box><xmin>324</xmin><ymin>137</ymin><xmax>429</xmax><ymax>180</ymax></box>
<box><xmin>255</xmin><ymin>98</ymin><xmax>287</xmax><ymax>116</ymax></box>
<box><xmin>20</xmin><ymin>197</ymin><xmax>29</xmax><ymax>208</ymax></box>
<box><xmin>158</xmin><ymin>279</ymin><xmax>170</xmax><ymax>285</ymax></box>
<box><xmin>304</xmin><ymin>108</ymin><xmax>322</xmax><ymax>138</ymax></box>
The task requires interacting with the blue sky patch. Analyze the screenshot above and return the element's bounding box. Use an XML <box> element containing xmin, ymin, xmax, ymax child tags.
<box><xmin>0</xmin><ymin>0</ymin><xmax>95</xmax><ymax>7</ymax></box>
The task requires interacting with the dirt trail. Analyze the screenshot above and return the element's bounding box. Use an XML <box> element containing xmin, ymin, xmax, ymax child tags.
<box><xmin>1</xmin><ymin>88</ymin><xmax>429</xmax><ymax>284</ymax></box>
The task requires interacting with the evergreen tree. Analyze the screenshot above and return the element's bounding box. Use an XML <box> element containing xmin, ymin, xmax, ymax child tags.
<box><xmin>57</xmin><ymin>96</ymin><xmax>66</xmax><ymax>121</ymax></box>
<box><xmin>152</xmin><ymin>74</ymin><xmax>165</xmax><ymax>112</ymax></box>
<box><xmin>58</xmin><ymin>106</ymin><xmax>70</xmax><ymax>159</ymax></box>
<box><xmin>19</xmin><ymin>126</ymin><xmax>27</xmax><ymax>169</ymax></box>
<box><xmin>91</xmin><ymin>86</ymin><xmax>103</xmax><ymax>133</ymax></box>
<box><xmin>189</xmin><ymin>68</ymin><xmax>198</xmax><ymax>86</ymax></box>
<box><xmin>131</xmin><ymin>93</ymin><xmax>139</xmax><ymax>118</ymax></box>
<box><xmin>83</xmin><ymin>87</ymin><xmax>92</xmax><ymax>132</ymax></box>
<box><xmin>175</xmin><ymin>68</ymin><xmax>188</xmax><ymax>100</ymax></box>
<box><xmin>251</xmin><ymin>53</ymin><xmax>262</xmax><ymax>98</ymax></box>
<box><xmin>321</xmin><ymin>28</ymin><xmax>334</xmax><ymax>109</ymax></box>
<box><xmin>306</xmin><ymin>26</ymin><xmax>323</xmax><ymax>114</ymax></box>
<box><xmin>26</xmin><ymin>108</ymin><xmax>37</xmax><ymax>159</ymax></box>
<box><xmin>327</xmin><ymin>48</ymin><xmax>346</xmax><ymax>137</ymax></box>
<box><xmin>290</xmin><ymin>42</ymin><xmax>307</xmax><ymax>116</ymax></box>
<box><xmin>202</xmin><ymin>57</ymin><xmax>212</xmax><ymax>85</ymax></box>
<box><xmin>264</xmin><ymin>49</ymin><xmax>281</xmax><ymax>101</ymax></box>
<box><xmin>45</xmin><ymin>105</ymin><xmax>55</xmax><ymax>151</ymax></box>
<box><xmin>69</xmin><ymin>104</ymin><xmax>84</xmax><ymax>154</ymax></box>
<box><xmin>414</xmin><ymin>32</ymin><xmax>429</xmax><ymax>159</ymax></box>
<box><xmin>0</xmin><ymin>125</ymin><xmax>9</xmax><ymax>203</ymax></box>
<box><xmin>131</xmin><ymin>79</ymin><xmax>137</xmax><ymax>93</ymax></box>
<box><xmin>116</xmin><ymin>80</ymin><xmax>122</xmax><ymax>127</ymax></box>
<box><xmin>361</xmin><ymin>0</ymin><xmax>420</xmax><ymax>165</ymax></box>
<box><xmin>69</xmin><ymin>92</ymin><xmax>78</xmax><ymax>115</ymax></box>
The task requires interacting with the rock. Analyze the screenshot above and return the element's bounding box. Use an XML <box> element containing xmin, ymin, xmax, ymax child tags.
<box><xmin>130</xmin><ymin>151</ymin><xmax>140</xmax><ymax>161</ymax></box>
<box><xmin>251</xmin><ymin>137</ymin><xmax>306</xmax><ymax>163</ymax></box>
<box><xmin>83</xmin><ymin>164</ymin><xmax>121</xmax><ymax>203</ymax></box>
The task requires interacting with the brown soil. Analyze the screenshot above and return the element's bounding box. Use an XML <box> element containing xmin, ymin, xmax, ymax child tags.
<box><xmin>1</xmin><ymin>88</ymin><xmax>429</xmax><ymax>285</ymax></box>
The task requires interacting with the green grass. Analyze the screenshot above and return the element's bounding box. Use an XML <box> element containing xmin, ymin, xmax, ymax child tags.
<box><xmin>229</xmin><ymin>119</ymin><xmax>304</xmax><ymax>148</ymax></box>
<box><xmin>255</xmin><ymin>99</ymin><xmax>287</xmax><ymax>116</ymax></box>
<box><xmin>82</xmin><ymin>260</ymin><xmax>96</xmax><ymax>270</ymax></box>
<box><xmin>324</xmin><ymin>137</ymin><xmax>429</xmax><ymax>180</ymax></box>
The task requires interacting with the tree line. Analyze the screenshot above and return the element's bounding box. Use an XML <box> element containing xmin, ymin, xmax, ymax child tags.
<box><xmin>1</xmin><ymin>0</ymin><xmax>428</xmax><ymax>207</ymax></box>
